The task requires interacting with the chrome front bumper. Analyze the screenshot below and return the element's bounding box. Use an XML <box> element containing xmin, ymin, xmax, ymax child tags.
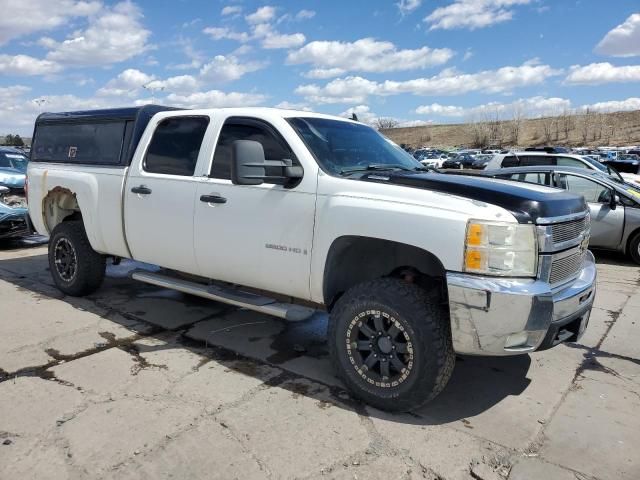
<box><xmin>446</xmin><ymin>250</ymin><xmax>596</xmax><ymax>355</ymax></box>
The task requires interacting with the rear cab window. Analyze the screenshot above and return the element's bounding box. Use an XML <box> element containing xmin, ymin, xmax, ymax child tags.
<box><xmin>144</xmin><ymin>116</ymin><xmax>209</xmax><ymax>176</ymax></box>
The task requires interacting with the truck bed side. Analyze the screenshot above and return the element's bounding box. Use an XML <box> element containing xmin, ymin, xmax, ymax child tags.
<box><xmin>28</xmin><ymin>163</ymin><xmax>130</xmax><ymax>258</ymax></box>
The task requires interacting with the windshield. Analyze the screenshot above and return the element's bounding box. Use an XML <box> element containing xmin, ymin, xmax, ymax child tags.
<box><xmin>0</xmin><ymin>152</ymin><xmax>28</xmax><ymax>173</ymax></box>
<box><xmin>581</xmin><ymin>155</ymin><xmax>624</xmax><ymax>181</ymax></box>
<box><xmin>288</xmin><ymin>117</ymin><xmax>423</xmax><ymax>175</ymax></box>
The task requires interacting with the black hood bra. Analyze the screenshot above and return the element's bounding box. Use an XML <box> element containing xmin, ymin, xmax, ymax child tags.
<box><xmin>358</xmin><ymin>171</ymin><xmax>587</xmax><ymax>224</ymax></box>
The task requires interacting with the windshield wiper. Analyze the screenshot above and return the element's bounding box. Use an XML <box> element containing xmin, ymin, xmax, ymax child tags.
<box><xmin>339</xmin><ymin>164</ymin><xmax>416</xmax><ymax>175</ymax></box>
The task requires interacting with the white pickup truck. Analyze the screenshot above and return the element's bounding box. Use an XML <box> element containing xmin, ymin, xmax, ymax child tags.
<box><xmin>27</xmin><ymin>106</ymin><xmax>596</xmax><ymax>411</ymax></box>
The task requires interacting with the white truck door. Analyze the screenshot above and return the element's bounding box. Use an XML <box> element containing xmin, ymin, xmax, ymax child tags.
<box><xmin>125</xmin><ymin>115</ymin><xmax>210</xmax><ymax>273</ymax></box>
<box><xmin>193</xmin><ymin>117</ymin><xmax>316</xmax><ymax>300</ymax></box>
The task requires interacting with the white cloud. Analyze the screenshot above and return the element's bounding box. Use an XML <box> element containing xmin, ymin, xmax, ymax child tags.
<box><xmin>339</xmin><ymin>105</ymin><xmax>379</xmax><ymax>123</ymax></box>
<box><xmin>595</xmin><ymin>13</ymin><xmax>640</xmax><ymax>58</ymax></box>
<box><xmin>425</xmin><ymin>0</ymin><xmax>533</xmax><ymax>31</ymax></box>
<box><xmin>221</xmin><ymin>5</ymin><xmax>242</xmax><ymax>16</ymax></box>
<box><xmin>0</xmin><ymin>54</ymin><xmax>61</xmax><ymax>76</ymax></box>
<box><xmin>397</xmin><ymin>0</ymin><xmax>422</xmax><ymax>15</ymax></box>
<box><xmin>565</xmin><ymin>62</ymin><xmax>640</xmax><ymax>85</ymax></box>
<box><xmin>296</xmin><ymin>77</ymin><xmax>380</xmax><ymax>104</ymax></box>
<box><xmin>251</xmin><ymin>23</ymin><xmax>306</xmax><ymax>49</ymax></box>
<box><xmin>202</xmin><ymin>27</ymin><xmax>251</xmax><ymax>42</ymax></box>
<box><xmin>164</xmin><ymin>90</ymin><xmax>267</xmax><ymax>109</ymax></box>
<box><xmin>0</xmin><ymin>86</ymin><xmax>114</xmax><ymax>136</ymax></box>
<box><xmin>199</xmin><ymin>55</ymin><xmax>265</xmax><ymax>83</ymax></box>
<box><xmin>287</xmin><ymin>38</ymin><xmax>454</xmax><ymax>77</ymax></box>
<box><xmin>0</xmin><ymin>0</ymin><xmax>101</xmax><ymax>46</ymax></box>
<box><xmin>45</xmin><ymin>1</ymin><xmax>151</xmax><ymax>66</ymax></box>
<box><xmin>97</xmin><ymin>68</ymin><xmax>155</xmax><ymax>97</ymax></box>
<box><xmin>296</xmin><ymin>10</ymin><xmax>316</xmax><ymax>20</ymax></box>
<box><xmin>145</xmin><ymin>75</ymin><xmax>200</xmax><ymax>95</ymax></box>
<box><xmin>274</xmin><ymin>100</ymin><xmax>312</xmax><ymax>111</ymax></box>
<box><xmin>397</xmin><ymin>119</ymin><xmax>432</xmax><ymax>127</ymax></box>
<box><xmin>415</xmin><ymin>103</ymin><xmax>466</xmax><ymax>116</ymax></box>
<box><xmin>415</xmin><ymin>96</ymin><xmax>572</xmax><ymax>119</ymax></box>
<box><xmin>246</xmin><ymin>6</ymin><xmax>276</xmax><ymax>24</ymax></box>
<box><xmin>206</xmin><ymin>5</ymin><xmax>305</xmax><ymax>49</ymax></box>
<box><xmin>304</xmin><ymin>68</ymin><xmax>349</xmax><ymax>79</ymax></box>
<box><xmin>296</xmin><ymin>63</ymin><xmax>561</xmax><ymax>104</ymax></box>
<box><xmin>582</xmin><ymin>97</ymin><xmax>640</xmax><ymax>113</ymax></box>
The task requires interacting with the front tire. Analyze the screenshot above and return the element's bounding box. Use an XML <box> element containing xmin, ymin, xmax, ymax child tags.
<box><xmin>328</xmin><ymin>278</ymin><xmax>454</xmax><ymax>412</ymax></box>
<box><xmin>629</xmin><ymin>231</ymin><xmax>640</xmax><ymax>265</ymax></box>
<box><xmin>48</xmin><ymin>220</ymin><xmax>106</xmax><ymax>296</ymax></box>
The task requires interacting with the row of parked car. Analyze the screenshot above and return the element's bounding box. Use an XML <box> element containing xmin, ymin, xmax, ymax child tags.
<box><xmin>434</xmin><ymin>149</ymin><xmax>640</xmax><ymax>264</ymax></box>
<box><xmin>413</xmin><ymin>145</ymin><xmax>640</xmax><ymax>172</ymax></box>
<box><xmin>0</xmin><ymin>146</ymin><xmax>31</xmax><ymax>240</ymax></box>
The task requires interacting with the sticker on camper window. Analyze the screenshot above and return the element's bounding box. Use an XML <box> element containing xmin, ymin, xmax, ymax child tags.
<box><xmin>68</xmin><ymin>146</ymin><xmax>77</xmax><ymax>158</ymax></box>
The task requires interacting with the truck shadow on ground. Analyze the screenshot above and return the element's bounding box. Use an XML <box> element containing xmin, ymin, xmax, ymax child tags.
<box><xmin>0</xmin><ymin>248</ymin><xmax>534</xmax><ymax>426</ymax></box>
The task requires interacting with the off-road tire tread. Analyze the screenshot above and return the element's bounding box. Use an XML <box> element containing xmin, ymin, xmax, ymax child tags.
<box><xmin>328</xmin><ymin>278</ymin><xmax>454</xmax><ymax>412</ymax></box>
<box><xmin>48</xmin><ymin>220</ymin><xmax>106</xmax><ymax>296</ymax></box>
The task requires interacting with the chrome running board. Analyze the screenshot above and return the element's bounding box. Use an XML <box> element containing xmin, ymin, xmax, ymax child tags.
<box><xmin>130</xmin><ymin>270</ymin><xmax>315</xmax><ymax>322</ymax></box>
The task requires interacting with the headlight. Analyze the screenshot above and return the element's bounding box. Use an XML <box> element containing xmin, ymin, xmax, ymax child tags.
<box><xmin>464</xmin><ymin>220</ymin><xmax>538</xmax><ymax>277</ymax></box>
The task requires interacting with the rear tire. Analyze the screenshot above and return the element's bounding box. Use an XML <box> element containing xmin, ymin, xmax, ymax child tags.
<box><xmin>629</xmin><ymin>231</ymin><xmax>640</xmax><ymax>265</ymax></box>
<box><xmin>328</xmin><ymin>278</ymin><xmax>454</xmax><ymax>412</ymax></box>
<box><xmin>48</xmin><ymin>220</ymin><xmax>106</xmax><ymax>296</ymax></box>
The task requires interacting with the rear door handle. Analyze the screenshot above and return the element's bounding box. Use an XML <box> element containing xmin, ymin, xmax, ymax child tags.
<box><xmin>200</xmin><ymin>194</ymin><xmax>227</xmax><ymax>204</ymax></box>
<box><xmin>131</xmin><ymin>185</ymin><xmax>152</xmax><ymax>195</ymax></box>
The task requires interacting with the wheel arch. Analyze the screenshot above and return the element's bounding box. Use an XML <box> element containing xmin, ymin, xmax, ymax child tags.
<box><xmin>42</xmin><ymin>187</ymin><xmax>83</xmax><ymax>235</ymax></box>
<box><xmin>322</xmin><ymin>235</ymin><xmax>448</xmax><ymax>310</ymax></box>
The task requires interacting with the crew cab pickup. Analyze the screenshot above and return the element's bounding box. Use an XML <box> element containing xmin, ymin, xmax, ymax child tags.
<box><xmin>27</xmin><ymin>106</ymin><xmax>596</xmax><ymax>411</ymax></box>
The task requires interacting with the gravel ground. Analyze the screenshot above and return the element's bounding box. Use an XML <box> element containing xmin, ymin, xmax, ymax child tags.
<box><xmin>0</xmin><ymin>238</ymin><xmax>639</xmax><ymax>480</ymax></box>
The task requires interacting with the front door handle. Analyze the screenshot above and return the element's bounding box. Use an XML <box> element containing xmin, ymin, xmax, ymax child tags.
<box><xmin>131</xmin><ymin>185</ymin><xmax>152</xmax><ymax>195</ymax></box>
<box><xmin>200</xmin><ymin>194</ymin><xmax>227</xmax><ymax>204</ymax></box>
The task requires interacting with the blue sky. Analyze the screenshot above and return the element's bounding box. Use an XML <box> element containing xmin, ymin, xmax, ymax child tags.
<box><xmin>1</xmin><ymin>0</ymin><xmax>639</xmax><ymax>135</ymax></box>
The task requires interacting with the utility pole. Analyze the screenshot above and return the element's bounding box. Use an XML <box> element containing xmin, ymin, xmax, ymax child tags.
<box><xmin>142</xmin><ymin>82</ymin><xmax>165</xmax><ymax>104</ymax></box>
<box><xmin>33</xmin><ymin>98</ymin><xmax>48</xmax><ymax>113</ymax></box>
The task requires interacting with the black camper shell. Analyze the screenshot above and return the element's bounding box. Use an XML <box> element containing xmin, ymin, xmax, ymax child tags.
<box><xmin>31</xmin><ymin>105</ymin><xmax>180</xmax><ymax>167</ymax></box>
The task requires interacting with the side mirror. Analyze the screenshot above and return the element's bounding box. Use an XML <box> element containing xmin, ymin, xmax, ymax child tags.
<box><xmin>610</xmin><ymin>193</ymin><xmax>620</xmax><ymax>210</ymax></box>
<box><xmin>231</xmin><ymin>139</ymin><xmax>303</xmax><ymax>186</ymax></box>
<box><xmin>231</xmin><ymin>140</ymin><xmax>266</xmax><ymax>186</ymax></box>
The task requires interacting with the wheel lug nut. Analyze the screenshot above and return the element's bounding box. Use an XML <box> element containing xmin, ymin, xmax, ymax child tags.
<box><xmin>392</xmin><ymin>345</ymin><xmax>396</xmax><ymax>350</ymax></box>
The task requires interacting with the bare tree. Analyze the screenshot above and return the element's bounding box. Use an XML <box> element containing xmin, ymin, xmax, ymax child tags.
<box><xmin>374</xmin><ymin>118</ymin><xmax>400</xmax><ymax>130</ymax></box>
<box><xmin>560</xmin><ymin>108</ymin><xmax>575</xmax><ymax>140</ymax></box>
<box><xmin>468</xmin><ymin>116</ymin><xmax>490</xmax><ymax>148</ymax></box>
<box><xmin>483</xmin><ymin>108</ymin><xmax>504</xmax><ymax>146</ymax></box>
<box><xmin>578</xmin><ymin>109</ymin><xmax>594</xmax><ymax>144</ymax></box>
<box><xmin>540</xmin><ymin>115</ymin><xmax>556</xmax><ymax>144</ymax></box>
<box><xmin>508</xmin><ymin>103</ymin><xmax>525</xmax><ymax>145</ymax></box>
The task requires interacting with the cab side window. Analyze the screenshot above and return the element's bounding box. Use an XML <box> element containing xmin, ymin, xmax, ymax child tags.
<box><xmin>210</xmin><ymin>120</ymin><xmax>298</xmax><ymax>184</ymax></box>
<box><xmin>508</xmin><ymin>172</ymin><xmax>550</xmax><ymax>186</ymax></box>
<box><xmin>558</xmin><ymin>174</ymin><xmax>610</xmax><ymax>203</ymax></box>
<box><xmin>520</xmin><ymin>155</ymin><xmax>555</xmax><ymax>166</ymax></box>
<box><xmin>557</xmin><ymin>157</ymin><xmax>587</xmax><ymax>168</ymax></box>
<box><xmin>144</xmin><ymin>116</ymin><xmax>209</xmax><ymax>176</ymax></box>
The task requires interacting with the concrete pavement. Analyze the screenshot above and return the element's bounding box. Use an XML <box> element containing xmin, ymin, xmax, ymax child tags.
<box><xmin>0</xmin><ymin>239</ymin><xmax>639</xmax><ymax>480</ymax></box>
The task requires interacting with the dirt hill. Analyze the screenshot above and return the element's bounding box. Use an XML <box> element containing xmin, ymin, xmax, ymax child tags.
<box><xmin>383</xmin><ymin>109</ymin><xmax>640</xmax><ymax>149</ymax></box>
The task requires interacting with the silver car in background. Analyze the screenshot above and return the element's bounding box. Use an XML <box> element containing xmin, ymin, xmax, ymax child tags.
<box><xmin>483</xmin><ymin>165</ymin><xmax>640</xmax><ymax>264</ymax></box>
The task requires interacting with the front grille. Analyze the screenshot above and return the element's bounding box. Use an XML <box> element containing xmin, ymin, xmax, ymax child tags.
<box><xmin>551</xmin><ymin>217</ymin><xmax>588</xmax><ymax>245</ymax></box>
<box><xmin>549</xmin><ymin>251</ymin><xmax>584</xmax><ymax>285</ymax></box>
